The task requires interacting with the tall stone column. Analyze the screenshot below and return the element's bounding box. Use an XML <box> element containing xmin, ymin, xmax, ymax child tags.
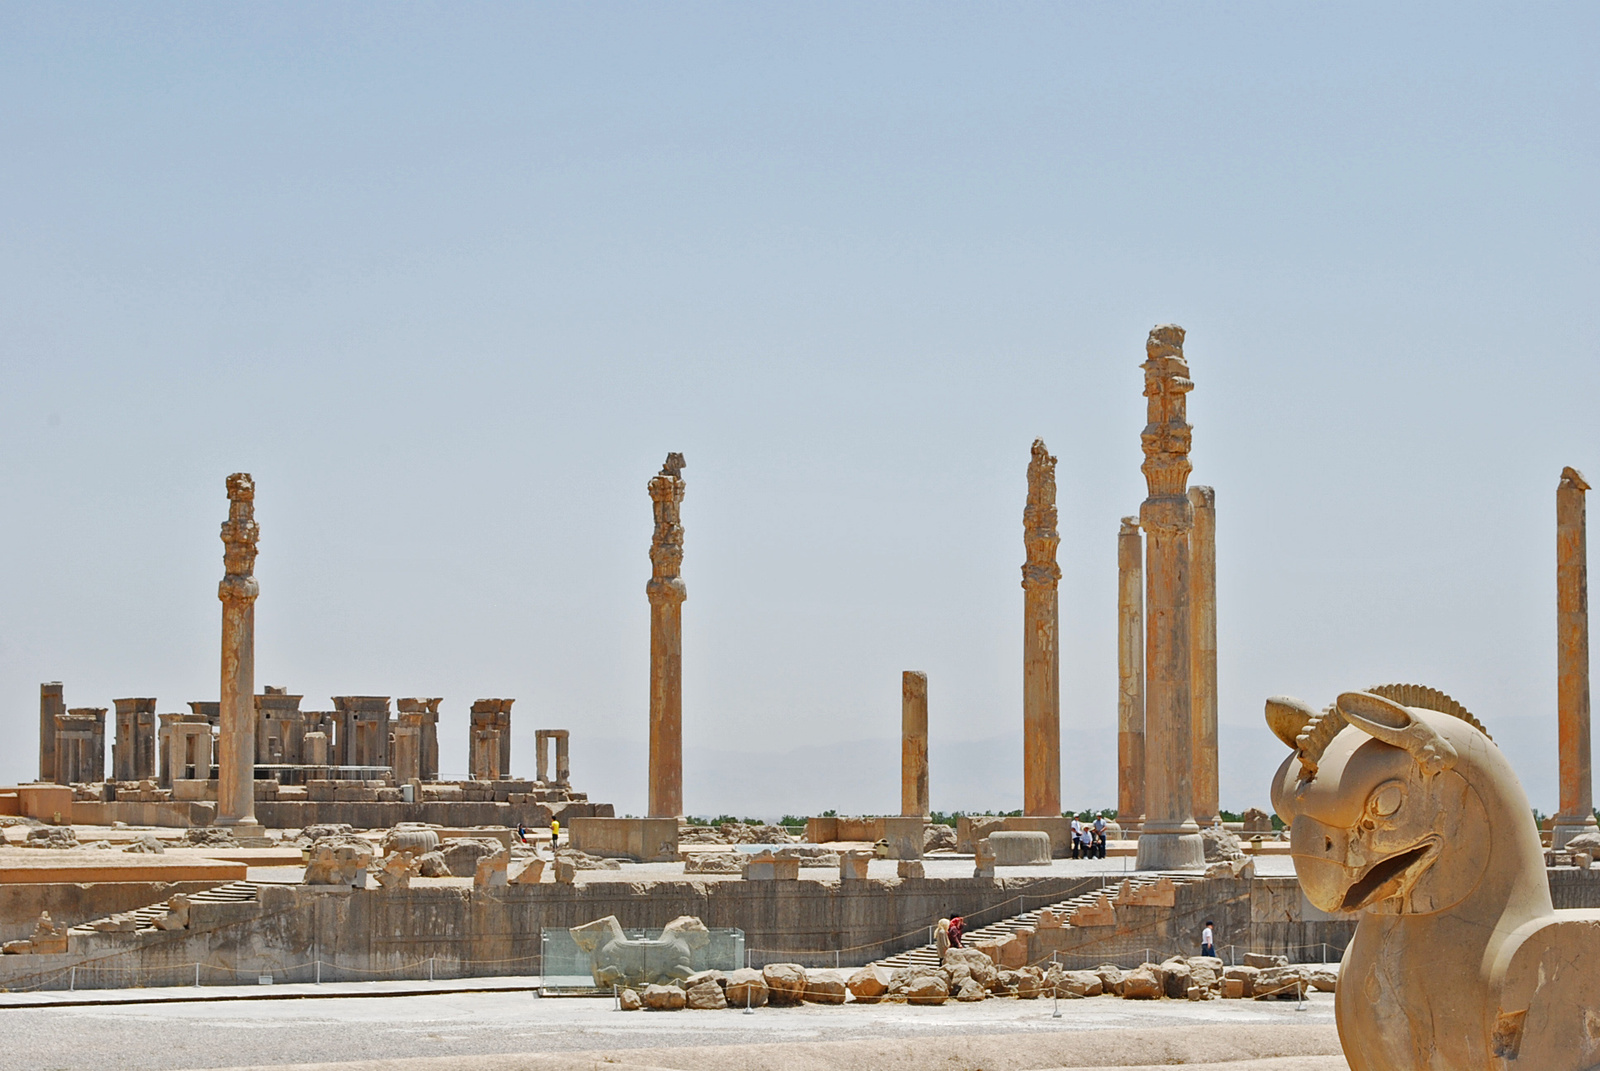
<box><xmin>39</xmin><ymin>682</ymin><xmax>64</xmax><ymax>783</ymax></box>
<box><xmin>1188</xmin><ymin>485</ymin><xmax>1219</xmax><ymax>826</ymax></box>
<box><xmin>1022</xmin><ymin>439</ymin><xmax>1062</xmax><ymax>816</ymax></box>
<box><xmin>1135</xmin><ymin>325</ymin><xmax>1204</xmax><ymax>870</ymax></box>
<box><xmin>901</xmin><ymin>671</ymin><xmax>929</xmax><ymax>817</ymax></box>
<box><xmin>216</xmin><ymin>473</ymin><xmax>262</xmax><ymax>834</ymax></box>
<box><xmin>647</xmin><ymin>453</ymin><xmax>687</xmax><ymax>818</ymax></box>
<box><xmin>1117</xmin><ymin>517</ymin><xmax>1145</xmax><ymax>835</ymax></box>
<box><xmin>1554</xmin><ymin>466</ymin><xmax>1598</xmax><ymax>849</ymax></box>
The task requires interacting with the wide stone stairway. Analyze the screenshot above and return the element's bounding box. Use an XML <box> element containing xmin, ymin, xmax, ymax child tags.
<box><xmin>69</xmin><ymin>881</ymin><xmax>260</xmax><ymax>934</ymax></box>
<box><xmin>871</xmin><ymin>873</ymin><xmax>1202</xmax><ymax>971</ymax></box>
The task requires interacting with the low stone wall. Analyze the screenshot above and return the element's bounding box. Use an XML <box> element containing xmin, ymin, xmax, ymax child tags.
<box><xmin>0</xmin><ymin>874</ymin><xmax>1101</xmax><ymax>990</ymax></box>
<box><xmin>73</xmin><ymin>801</ymin><xmax>217</xmax><ymax>828</ymax></box>
<box><xmin>256</xmin><ymin>799</ymin><xmax>611</xmax><ymax>830</ymax></box>
<box><xmin>569</xmin><ymin>818</ymin><xmax>678</xmax><ymax>862</ymax></box>
<box><xmin>805</xmin><ymin>817</ymin><xmax>924</xmax><ymax>858</ymax></box>
<box><xmin>956</xmin><ymin>816</ymin><xmax>1076</xmax><ymax>857</ymax></box>
<box><xmin>0</xmin><ymin>881</ymin><xmax>227</xmax><ymax>943</ymax></box>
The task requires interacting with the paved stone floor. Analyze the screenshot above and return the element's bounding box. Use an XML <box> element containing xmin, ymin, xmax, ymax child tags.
<box><xmin>2</xmin><ymin>987</ymin><xmax>1337</xmax><ymax>1071</ymax></box>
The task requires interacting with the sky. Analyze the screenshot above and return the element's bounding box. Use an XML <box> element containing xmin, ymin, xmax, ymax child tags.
<box><xmin>0</xmin><ymin>4</ymin><xmax>1595</xmax><ymax>820</ymax></box>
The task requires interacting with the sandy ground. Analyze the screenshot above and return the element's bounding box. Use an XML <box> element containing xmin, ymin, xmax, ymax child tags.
<box><xmin>1</xmin><ymin>987</ymin><xmax>1344</xmax><ymax>1071</ymax></box>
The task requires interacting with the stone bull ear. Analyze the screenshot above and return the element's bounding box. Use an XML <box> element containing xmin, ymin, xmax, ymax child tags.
<box><xmin>1337</xmin><ymin>691</ymin><xmax>1458</xmax><ymax>775</ymax></box>
<box><xmin>1265</xmin><ymin>696</ymin><xmax>1318</xmax><ymax>749</ymax></box>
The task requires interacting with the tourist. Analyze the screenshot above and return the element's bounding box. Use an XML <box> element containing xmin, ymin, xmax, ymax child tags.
<box><xmin>934</xmin><ymin>918</ymin><xmax>951</xmax><ymax>959</ymax></box>
<box><xmin>1201</xmin><ymin>919</ymin><xmax>1216</xmax><ymax>958</ymax></box>
<box><xmin>1070</xmin><ymin>817</ymin><xmax>1082</xmax><ymax>859</ymax></box>
<box><xmin>1079</xmin><ymin>824</ymin><xmax>1094</xmax><ymax>859</ymax></box>
<box><xmin>551</xmin><ymin>819</ymin><xmax>561</xmax><ymax>848</ymax></box>
<box><xmin>1092</xmin><ymin>815</ymin><xmax>1107</xmax><ymax>859</ymax></box>
<box><xmin>948</xmin><ymin>915</ymin><xmax>964</xmax><ymax>949</ymax></box>
<box><xmin>516</xmin><ymin>822</ymin><xmax>528</xmax><ymax>844</ymax></box>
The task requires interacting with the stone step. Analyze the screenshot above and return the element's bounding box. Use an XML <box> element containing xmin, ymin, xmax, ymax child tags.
<box><xmin>70</xmin><ymin>881</ymin><xmax>260</xmax><ymax>934</ymax></box>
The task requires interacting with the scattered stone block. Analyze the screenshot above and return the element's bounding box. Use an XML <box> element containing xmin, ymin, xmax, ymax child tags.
<box><xmin>987</xmin><ymin>830</ymin><xmax>1051</xmax><ymax>865</ymax></box>
<box><xmin>906</xmin><ymin>974</ymin><xmax>949</xmax><ymax>1005</ymax></box>
<box><xmin>1093</xmin><ymin>964</ymin><xmax>1126</xmax><ymax>993</ymax></box>
<box><xmin>375</xmin><ymin>851</ymin><xmax>421</xmax><ymax>889</ymax></box>
<box><xmin>944</xmin><ymin>948</ymin><xmax>997</xmax><ymax>990</ymax></box>
<box><xmin>683</xmin><ymin>852</ymin><xmax>744</xmax><ymax>874</ymax></box>
<box><xmin>1119</xmin><ymin>966</ymin><xmax>1161</xmax><ymax>999</ymax></box>
<box><xmin>416</xmin><ymin>850</ymin><xmax>448</xmax><ymax>877</ymax></box>
<box><xmin>1243</xmin><ymin>952</ymin><xmax>1287</xmax><ymax>968</ymax></box>
<box><xmin>839</xmin><ymin>850</ymin><xmax>871</xmax><ymax>880</ymax></box>
<box><xmin>955</xmin><ymin>978</ymin><xmax>987</xmax><ymax>1001</ymax></box>
<box><xmin>303</xmin><ymin>837</ymin><xmax>374</xmax><ymax>887</ymax></box>
<box><xmin>1057</xmin><ymin>970</ymin><xmax>1103</xmax><ymax>997</ymax></box>
<box><xmin>641</xmin><ymin>983</ymin><xmax>686</xmax><ymax>1010</ymax></box>
<box><xmin>1223</xmin><ymin>977</ymin><xmax>1245</xmax><ymax>998</ymax></box>
<box><xmin>25</xmin><ymin>827</ymin><xmax>78</xmax><ymax>849</ymax></box>
<box><xmin>803</xmin><ymin>970</ymin><xmax>847</xmax><ymax>1004</ymax></box>
<box><xmin>686</xmin><ymin>980</ymin><xmax>727</xmax><ymax>1009</ymax></box>
<box><xmin>744</xmin><ymin>850</ymin><xmax>800</xmax><ymax>881</ymax></box>
<box><xmin>724</xmin><ymin>967</ymin><xmax>768</xmax><ymax>1008</ymax></box>
<box><xmin>973</xmin><ymin>838</ymin><xmax>995</xmax><ymax>878</ymax></box>
<box><xmin>1159</xmin><ymin>958</ymin><xmax>1193</xmax><ymax>999</ymax></box>
<box><xmin>923</xmin><ymin>824</ymin><xmax>957</xmax><ymax>853</ymax></box>
<box><xmin>618</xmin><ymin>987</ymin><xmax>642</xmax><ymax>1010</ymax></box>
<box><xmin>474</xmin><ymin>848</ymin><xmax>509</xmax><ymax>887</ymax></box>
<box><xmin>440</xmin><ymin>838</ymin><xmax>501</xmax><ymax>877</ymax></box>
<box><xmin>897</xmin><ymin>859</ymin><xmax>925</xmax><ymax>879</ymax></box>
<box><xmin>1253</xmin><ymin>966</ymin><xmax>1307</xmax><ymax>1000</ymax></box>
<box><xmin>123</xmin><ymin>833</ymin><xmax>166</xmax><ymax>854</ymax></box>
<box><xmin>1115</xmin><ymin>876</ymin><xmax>1177</xmax><ymax>907</ymax></box>
<box><xmin>846</xmin><ymin>965</ymin><xmax>889</xmax><ymax>1003</ymax></box>
<box><xmin>762</xmin><ymin>963</ymin><xmax>807</xmax><ymax>1005</ymax></box>
<box><xmin>380</xmin><ymin>825</ymin><xmax>440</xmax><ymax>858</ymax></box>
<box><xmin>509</xmin><ymin>857</ymin><xmax>546</xmax><ymax>884</ymax></box>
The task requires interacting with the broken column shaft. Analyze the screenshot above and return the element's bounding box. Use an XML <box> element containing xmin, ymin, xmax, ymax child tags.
<box><xmin>1117</xmin><ymin>516</ymin><xmax>1145</xmax><ymax>834</ymax></box>
<box><xmin>647</xmin><ymin>453</ymin><xmax>687</xmax><ymax>818</ymax></box>
<box><xmin>1554</xmin><ymin>466</ymin><xmax>1598</xmax><ymax>849</ymax></box>
<box><xmin>1022</xmin><ymin>439</ymin><xmax>1062</xmax><ymax>817</ymax></box>
<box><xmin>1188</xmin><ymin>485</ymin><xmax>1219</xmax><ymax>826</ymax></box>
<box><xmin>216</xmin><ymin>473</ymin><xmax>262</xmax><ymax>834</ymax></box>
<box><xmin>902</xmin><ymin>671</ymin><xmax>929</xmax><ymax>817</ymax></box>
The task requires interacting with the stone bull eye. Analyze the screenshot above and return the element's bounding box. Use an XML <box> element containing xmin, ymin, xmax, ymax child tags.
<box><xmin>1368</xmin><ymin>780</ymin><xmax>1405</xmax><ymax>818</ymax></box>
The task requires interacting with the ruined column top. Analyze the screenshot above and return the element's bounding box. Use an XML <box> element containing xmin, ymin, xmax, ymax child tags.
<box><xmin>219</xmin><ymin>472</ymin><xmax>259</xmax><ymax>600</ymax></box>
<box><xmin>1022</xmin><ymin>438</ymin><xmax>1061</xmax><ymax>589</ymax></box>
<box><xmin>1561</xmin><ymin>466</ymin><xmax>1590</xmax><ymax>492</ymax></box>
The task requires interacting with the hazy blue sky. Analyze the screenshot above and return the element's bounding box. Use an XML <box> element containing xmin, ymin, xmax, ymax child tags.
<box><xmin>0</xmin><ymin>5</ymin><xmax>1595</xmax><ymax>818</ymax></box>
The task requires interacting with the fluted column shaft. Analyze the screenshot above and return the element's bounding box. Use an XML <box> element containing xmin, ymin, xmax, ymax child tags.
<box><xmin>1117</xmin><ymin>517</ymin><xmax>1145</xmax><ymax>832</ymax></box>
<box><xmin>902</xmin><ymin>671</ymin><xmax>929</xmax><ymax>817</ymax></box>
<box><xmin>1188</xmin><ymin>485</ymin><xmax>1218</xmax><ymax>825</ymax></box>
<box><xmin>1554</xmin><ymin>466</ymin><xmax>1597</xmax><ymax>848</ymax></box>
<box><xmin>217</xmin><ymin>473</ymin><xmax>261</xmax><ymax>832</ymax></box>
<box><xmin>647</xmin><ymin>454</ymin><xmax>687</xmax><ymax>819</ymax></box>
<box><xmin>1022</xmin><ymin>439</ymin><xmax>1061</xmax><ymax>816</ymax></box>
<box><xmin>1135</xmin><ymin>325</ymin><xmax>1204</xmax><ymax>870</ymax></box>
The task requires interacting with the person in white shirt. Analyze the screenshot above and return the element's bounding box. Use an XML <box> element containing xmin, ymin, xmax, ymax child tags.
<box><xmin>1201</xmin><ymin>920</ymin><xmax>1216</xmax><ymax>958</ymax></box>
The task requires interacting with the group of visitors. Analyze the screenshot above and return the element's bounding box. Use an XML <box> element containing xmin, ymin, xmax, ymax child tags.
<box><xmin>933</xmin><ymin>915</ymin><xmax>965</xmax><ymax>957</ymax></box>
<box><xmin>1069</xmin><ymin>815</ymin><xmax>1108</xmax><ymax>859</ymax></box>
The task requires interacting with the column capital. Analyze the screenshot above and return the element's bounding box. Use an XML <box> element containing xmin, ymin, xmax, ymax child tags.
<box><xmin>1561</xmin><ymin>466</ymin><xmax>1590</xmax><ymax>493</ymax></box>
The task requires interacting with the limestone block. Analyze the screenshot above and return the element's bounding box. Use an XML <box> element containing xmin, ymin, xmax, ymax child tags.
<box><xmin>375</xmin><ymin>851</ymin><xmax>421</xmax><ymax>890</ymax></box>
<box><xmin>153</xmin><ymin>894</ymin><xmax>191</xmax><ymax>930</ymax></box>
<box><xmin>1004</xmin><ymin>966</ymin><xmax>1045</xmax><ymax>998</ymax></box>
<box><xmin>1119</xmin><ymin>966</ymin><xmax>1162</xmax><ymax>999</ymax></box>
<box><xmin>972</xmin><ymin>932</ymin><xmax>1027</xmax><ymax>970</ymax></box>
<box><xmin>803</xmin><ymin>970</ymin><xmax>847</xmax><ymax>1005</ymax></box>
<box><xmin>303</xmin><ymin>836</ymin><xmax>374</xmax><ymax>888</ymax></box>
<box><xmin>1068</xmin><ymin>894</ymin><xmax>1117</xmax><ymax>928</ymax></box>
<box><xmin>1159</xmin><ymin>958</ymin><xmax>1192</xmax><ymax>999</ymax></box>
<box><xmin>724</xmin><ymin>968</ymin><xmax>768</xmax><ymax>1008</ymax></box>
<box><xmin>509</xmin><ymin>858</ymin><xmax>546</xmax><ymax>884</ymax></box>
<box><xmin>839</xmin><ymin>850</ymin><xmax>871</xmax><ymax>880</ymax></box>
<box><xmin>1567</xmin><ymin>831</ymin><xmax>1600</xmax><ymax>852</ymax></box>
<box><xmin>416</xmin><ymin>850</ymin><xmax>448</xmax><ymax>877</ymax></box>
<box><xmin>955</xmin><ymin>978</ymin><xmax>986</xmax><ymax>1001</ymax></box>
<box><xmin>987</xmin><ymin>830</ymin><xmax>1051</xmax><ymax>866</ymax></box>
<box><xmin>1205</xmin><ymin>857</ymin><xmax>1255</xmax><ymax>879</ymax></box>
<box><xmin>897</xmin><ymin>859</ymin><xmax>924</xmax><ymax>880</ymax></box>
<box><xmin>761</xmin><ymin>963</ymin><xmax>807</xmax><ymax>1005</ymax></box>
<box><xmin>1304</xmin><ymin>966</ymin><xmax>1337</xmax><ymax>993</ymax></box>
<box><xmin>25</xmin><ymin>913</ymin><xmax>67</xmax><ymax>954</ymax></box>
<box><xmin>1094</xmin><ymin>964</ymin><xmax>1126</xmax><ymax>993</ymax></box>
<box><xmin>973</xmin><ymin>838</ymin><xmax>995</xmax><ymax>878</ymax></box>
<box><xmin>26</xmin><ymin>827</ymin><xmax>78</xmax><ymax>849</ymax></box>
<box><xmin>641</xmin><ymin>983</ymin><xmax>686</xmax><ymax>1010</ymax></box>
<box><xmin>555</xmin><ymin>860</ymin><xmax>577</xmax><ymax>884</ymax></box>
<box><xmin>1252</xmin><ymin>966</ymin><xmax>1307</xmax><ymax>1000</ymax></box>
<box><xmin>554</xmin><ymin>848</ymin><xmax>623</xmax><ymax>872</ymax></box>
<box><xmin>571</xmin><ymin>915</ymin><xmax>709</xmax><ymax>989</ymax></box>
<box><xmin>474</xmin><ymin>848</ymin><xmax>509</xmax><ymax>887</ymax></box>
<box><xmin>743</xmin><ymin>851</ymin><xmax>800</xmax><ymax>881</ymax></box>
<box><xmin>683</xmin><ymin>852</ymin><xmax>744</xmax><ymax>874</ymax></box>
<box><xmin>1035</xmin><ymin>908</ymin><xmax>1064</xmax><ymax>929</ymax></box>
<box><xmin>123</xmin><ymin>833</ymin><xmax>166</xmax><ymax>854</ymax></box>
<box><xmin>90</xmin><ymin>915</ymin><xmax>138</xmax><ymax>933</ymax></box>
<box><xmin>1241</xmin><ymin>807</ymin><xmax>1274</xmax><ymax>833</ymax></box>
<box><xmin>923</xmin><ymin>824</ymin><xmax>957</xmax><ymax>853</ymax></box>
<box><xmin>1189</xmin><ymin>962</ymin><xmax>1219</xmax><ymax>991</ymax></box>
<box><xmin>905</xmin><ymin>974</ymin><xmax>949</xmax><ymax>1005</ymax></box>
<box><xmin>880</xmin><ymin>815</ymin><xmax>924</xmax><ymax>860</ymax></box>
<box><xmin>1201</xmin><ymin>825</ymin><xmax>1246</xmax><ymax>862</ymax></box>
<box><xmin>1223</xmin><ymin>964</ymin><xmax>1259</xmax><ymax>996</ymax></box>
<box><xmin>943</xmin><ymin>948</ymin><xmax>998</xmax><ymax>990</ymax></box>
<box><xmin>684</xmin><ymin>969</ymin><xmax>725</xmax><ymax>989</ymax></box>
<box><xmin>618</xmin><ymin>988</ymin><xmax>642</xmax><ymax>1011</ymax></box>
<box><xmin>1242</xmin><ymin>952</ymin><xmax>1285</xmax><ymax>968</ymax></box>
<box><xmin>439</xmin><ymin>838</ymin><xmax>501</xmax><ymax>878</ymax></box>
<box><xmin>1222</xmin><ymin>977</ymin><xmax>1245</xmax><ymax>998</ymax></box>
<box><xmin>686</xmin><ymin>981</ymin><xmax>727</xmax><ymax>1009</ymax></box>
<box><xmin>1</xmin><ymin>940</ymin><xmax>32</xmax><ymax>954</ymax></box>
<box><xmin>1057</xmin><ymin>970</ymin><xmax>1103</xmax><ymax>997</ymax></box>
<box><xmin>846</xmin><ymin>965</ymin><xmax>889</xmax><ymax>1003</ymax></box>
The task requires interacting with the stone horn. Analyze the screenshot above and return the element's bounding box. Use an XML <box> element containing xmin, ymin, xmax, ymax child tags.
<box><xmin>1336</xmin><ymin>691</ymin><xmax>1458</xmax><ymax>775</ymax></box>
<box><xmin>1265</xmin><ymin>695</ymin><xmax>1319</xmax><ymax>824</ymax></box>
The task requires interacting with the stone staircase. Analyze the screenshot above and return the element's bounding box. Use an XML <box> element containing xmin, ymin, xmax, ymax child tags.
<box><xmin>871</xmin><ymin>873</ymin><xmax>1201</xmax><ymax>971</ymax></box>
<box><xmin>69</xmin><ymin>881</ymin><xmax>260</xmax><ymax>934</ymax></box>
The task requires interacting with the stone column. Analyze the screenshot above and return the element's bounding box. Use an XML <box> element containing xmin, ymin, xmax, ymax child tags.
<box><xmin>1022</xmin><ymin>439</ymin><xmax>1062</xmax><ymax>816</ymax></box>
<box><xmin>1117</xmin><ymin>517</ymin><xmax>1146</xmax><ymax>835</ymax></box>
<box><xmin>1135</xmin><ymin>325</ymin><xmax>1204</xmax><ymax>870</ymax></box>
<box><xmin>39</xmin><ymin>683</ymin><xmax>64</xmax><ymax>783</ymax></box>
<box><xmin>1188</xmin><ymin>485</ymin><xmax>1219</xmax><ymax>826</ymax></box>
<box><xmin>554</xmin><ymin>730</ymin><xmax>570</xmax><ymax>786</ymax></box>
<box><xmin>216</xmin><ymin>473</ymin><xmax>262</xmax><ymax>834</ymax></box>
<box><xmin>901</xmin><ymin>671</ymin><xmax>929</xmax><ymax>817</ymax></box>
<box><xmin>113</xmin><ymin>698</ymin><xmax>157</xmax><ymax>782</ymax></box>
<box><xmin>647</xmin><ymin>453</ymin><xmax>687</xmax><ymax>818</ymax></box>
<box><xmin>1554</xmin><ymin>466</ymin><xmax>1598</xmax><ymax>849</ymax></box>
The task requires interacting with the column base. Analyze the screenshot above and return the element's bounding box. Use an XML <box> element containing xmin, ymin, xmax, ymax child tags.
<box><xmin>1135</xmin><ymin>830</ymin><xmax>1205</xmax><ymax>870</ymax></box>
<box><xmin>215</xmin><ymin>817</ymin><xmax>271</xmax><ymax>846</ymax></box>
<box><xmin>1551</xmin><ymin>814</ymin><xmax>1600</xmax><ymax>851</ymax></box>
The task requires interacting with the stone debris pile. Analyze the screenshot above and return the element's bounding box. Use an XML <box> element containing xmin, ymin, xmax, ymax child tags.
<box><xmin>613</xmin><ymin>948</ymin><xmax>1336</xmax><ymax>1009</ymax></box>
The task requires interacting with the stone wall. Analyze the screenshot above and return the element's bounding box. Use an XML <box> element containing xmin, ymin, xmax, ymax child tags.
<box><xmin>0</xmin><ymin>881</ymin><xmax>227</xmax><ymax>943</ymax></box>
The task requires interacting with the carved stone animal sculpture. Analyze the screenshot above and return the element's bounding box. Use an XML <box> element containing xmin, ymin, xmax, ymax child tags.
<box><xmin>569</xmin><ymin>914</ymin><xmax>710</xmax><ymax>988</ymax></box>
<box><xmin>1266</xmin><ymin>685</ymin><xmax>1600</xmax><ymax>1070</ymax></box>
